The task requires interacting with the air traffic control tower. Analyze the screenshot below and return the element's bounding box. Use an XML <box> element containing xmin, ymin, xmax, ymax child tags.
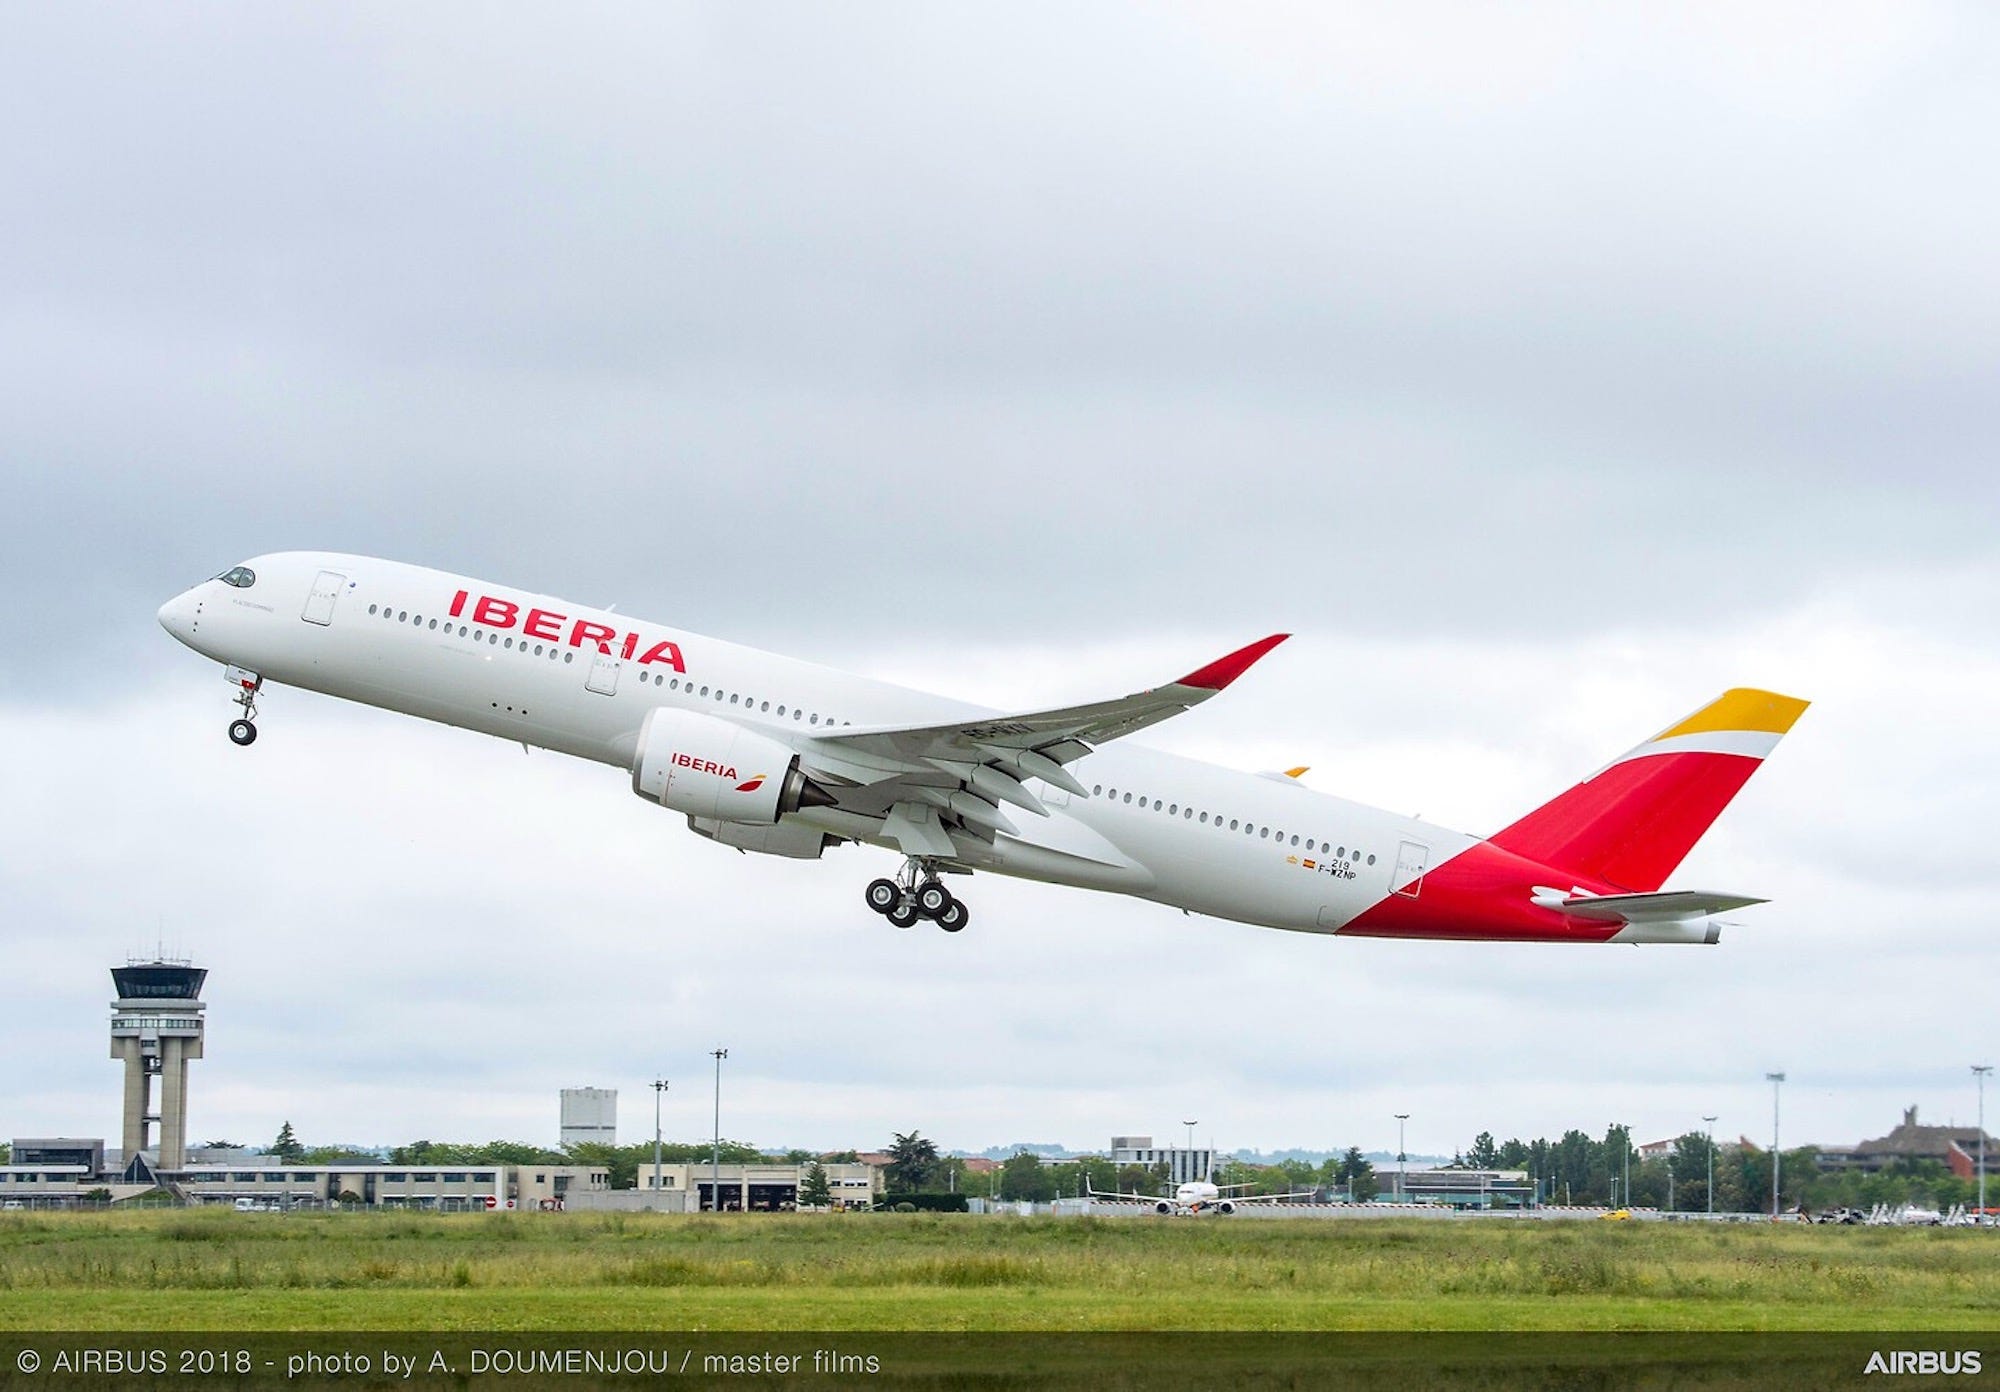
<box><xmin>109</xmin><ymin>958</ymin><xmax>206</xmax><ymax>1171</ymax></box>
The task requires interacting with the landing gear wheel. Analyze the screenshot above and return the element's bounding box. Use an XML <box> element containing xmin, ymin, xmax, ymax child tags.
<box><xmin>885</xmin><ymin>901</ymin><xmax>920</xmax><ymax>929</ymax></box>
<box><xmin>937</xmin><ymin>899</ymin><xmax>969</xmax><ymax>933</ymax></box>
<box><xmin>228</xmin><ymin>719</ymin><xmax>258</xmax><ymax>746</ymax></box>
<box><xmin>915</xmin><ymin>881</ymin><xmax>953</xmax><ymax>920</ymax></box>
<box><xmin>865</xmin><ymin>878</ymin><xmax>901</xmax><ymax>914</ymax></box>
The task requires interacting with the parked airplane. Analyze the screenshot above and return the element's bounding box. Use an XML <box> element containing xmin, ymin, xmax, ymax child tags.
<box><xmin>1086</xmin><ymin>1178</ymin><xmax>1315</xmax><ymax>1216</ymax></box>
<box><xmin>158</xmin><ymin>553</ymin><xmax>1807</xmax><ymax>941</ymax></box>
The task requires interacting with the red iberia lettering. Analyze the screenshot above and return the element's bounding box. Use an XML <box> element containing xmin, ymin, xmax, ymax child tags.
<box><xmin>570</xmin><ymin>620</ymin><xmax>616</xmax><ymax>654</ymax></box>
<box><xmin>473</xmin><ymin>596</ymin><xmax>518</xmax><ymax>628</ymax></box>
<box><xmin>455</xmin><ymin>590</ymin><xmax>686</xmax><ymax>672</ymax></box>
<box><xmin>670</xmin><ymin>752</ymin><xmax>737</xmax><ymax>778</ymax></box>
<box><xmin>638</xmin><ymin>641</ymin><xmax>685</xmax><ymax>672</ymax></box>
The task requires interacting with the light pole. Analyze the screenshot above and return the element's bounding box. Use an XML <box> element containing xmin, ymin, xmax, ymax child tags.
<box><xmin>1975</xmin><ymin>1066</ymin><xmax>1992</xmax><ymax>1224</ymax></box>
<box><xmin>1702</xmin><ymin>1116</ymin><xmax>1718</xmax><ymax>1217</ymax></box>
<box><xmin>1766</xmin><ymin>1072</ymin><xmax>1786</xmax><ymax>1217</ymax></box>
<box><xmin>651</xmin><ymin>1077</ymin><xmax>669</xmax><ymax>1200</ymax></box>
<box><xmin>1395</xmin><ymin>1114</ymin><xmax>1410</xmax><ymax>1203</ymax></box>
<box><xmin>710</xmin><ymin>1047</ymin><xmax>728</xmax><ymax>1213</ymax></box>
<box><xmin>1184</xmin><ymin>1120</ymin><xmax>1199</xmax><ymax>1183</ymax></box>
<box><xmin>1619</xmin><ymin>1125</ymin><xmax>1629</xmax><ymax>1209</ymax></box>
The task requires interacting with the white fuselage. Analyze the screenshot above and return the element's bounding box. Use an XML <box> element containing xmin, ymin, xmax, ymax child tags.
<box><xmin>159</xmin><ymin>552</ymin><xmax>1476</xmax><ymax>935</ymax></box>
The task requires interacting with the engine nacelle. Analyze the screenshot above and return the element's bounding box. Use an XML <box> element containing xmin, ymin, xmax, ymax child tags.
<box><xmin>632</xmin><ymin>707</ymin><xmax>830</xmax><ymax>825</ymax></box>
<box><xmin>1154</xmin><ymin>1200</ymin><xmax>1174</xmax><ymax>1216</ymax></box>
<box><xmin>1216</xmin><ymin>1200</ymin><xmax>1236</xmax><ymax>1215</ymax></box>
<box><xmin>689</xmin><ymin>816</ymin><xmax>834</xmax><ymax>860</ymax></box>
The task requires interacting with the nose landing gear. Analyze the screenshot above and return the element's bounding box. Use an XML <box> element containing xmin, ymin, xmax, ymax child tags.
<box><xmin>863</xmin><ymin>860</ymin><xmax>972</xmax><ymax>933</ymax></box>
<box><xmin>225</xmin><ymin>666</ymin><xmax>262</xmax><ymax>746</ymax></box>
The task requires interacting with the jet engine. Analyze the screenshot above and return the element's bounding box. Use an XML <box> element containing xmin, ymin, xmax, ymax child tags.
<box><xmin>1216</xmin><ymin>1200</ymin><xmax>1236</xmax><ymax>1215</ymax></box>
<box><xmin>632</xmin><ymin>707</ymin><xmax>835</xmax><ymax>825</ymax></box>
<box><xmin>1154</xmin><ymin>1200</ymin><xmax>1174</xmax><ymax>1216</ymax></box>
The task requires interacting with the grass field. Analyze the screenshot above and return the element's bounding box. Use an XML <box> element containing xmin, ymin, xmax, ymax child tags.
<box><xmin>1</xmin><ymin>1210</ymin><xmax>1994</xmax><ymax>1332</ymax></box>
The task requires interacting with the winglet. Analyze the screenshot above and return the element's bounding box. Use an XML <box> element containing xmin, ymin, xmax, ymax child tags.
<box><xmin>1176</xmin><ymin>634</ymin><xmax>1289</xmax><ymax>690</ymax></box>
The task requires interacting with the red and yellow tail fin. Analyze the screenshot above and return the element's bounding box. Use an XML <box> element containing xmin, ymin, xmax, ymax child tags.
<box><xmin>1488</xmin><ymin>689</ymin><xmax>1809</xmax><ymax>892</ymax></box>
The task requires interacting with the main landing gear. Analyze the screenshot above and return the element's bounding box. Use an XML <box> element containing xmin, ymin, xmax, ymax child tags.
<box><xmin>865</xmin><ymin>860</ymin><xmax>970</xmax><ymax>933</ymax></box>
<box><xmin>225</xmin><ymin>666</ymin><xmax>262</xmax><ymax>746</ymax></box>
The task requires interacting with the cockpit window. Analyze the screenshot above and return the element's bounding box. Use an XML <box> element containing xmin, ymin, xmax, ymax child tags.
<box><xmin>216</xmin><ymin>566</ymin><xmax>257</xmax><ymax>588</ymax></box>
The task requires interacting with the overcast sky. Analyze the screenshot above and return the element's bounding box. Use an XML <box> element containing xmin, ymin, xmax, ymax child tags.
<box><xmin>4</xmin><ymin>4</ymin><xmax>1996</xmax><ymax>1165</ymax></box>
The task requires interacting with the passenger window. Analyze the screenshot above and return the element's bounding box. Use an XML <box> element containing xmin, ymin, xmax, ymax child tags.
<box><xmin>1367</xmin><ymin>854</ymin><xmax>1376</xmax><ymax>865</ymax></box>
<box><xmin>430</xmin><ymin>619</ymin><xmax>438</xmax><ymax>630</ymax></box>
<box><xmin>1289</xmin><ymin>835</ymin><xmax>1299</xmax><ymax>846</ymax></box>
<box><xmin>398</xmin><ymin>611</ymin><xmax>408</xmax><ymax>622</ymax></box>
<box><xmin>810</xmin><ymin>714</ymin><xmax>819</xmax><ymax>724</ymax></box>
<box><xmin>730</xmin><ymin>694</ymin><xmax>739</xmax><ymax>705</ymax></box>
<box><xmin>1199</xmin><ymin>812</ymin><xmax>1207</xmax><ymax>823</ymax></box>
<box><xmin>1169</xmin><ymin>803</ymin><xmax>1178</xmax><ymax>815</ymax></box>
<box><xmin>1228</xmin><ymin>819</ymin><xmax>1238</xmax><ymax>830</ymax></box>
<box><xmin>1093</xmin><ymin>785</ymin><xmax>1103</xmax><ymax>797</ymax></box>
<box><xmin>761</xmin><ymin>701</ymin><xmax>770</xmax><ymax>713</ymax></box>
<box><xmin>1123</xmin><ymin>793</ymin><xmax>1133</xmax><ymax>804</ymax></box>
<box><xmin>368</xmin><ymin>604</ymin><xmax>378</xmax><ymax>615</ymax></box>
<box><xmin>1184</xmin><ymin>807</ymin><xmax>1193</xmax><ymax>819</ymax></box>
<box><xmin>1259</xmin><ymin>827</ymin><xmax>1269</xmax><ymax>839</ymax></box>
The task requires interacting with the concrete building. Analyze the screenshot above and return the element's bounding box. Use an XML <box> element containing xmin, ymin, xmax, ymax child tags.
<box><xmin>9</xmin><ymin>1139</ymin><xmax>105</xmax><ymax>1172</ymax></box>
<box><xmin>1111</xmin><ymin>1136</ymin><xmax>1213</xmax><ymax>1186</ymax></box>
<box><xmin>0</xmin><ymin>1140</ymin><xmax>609</xmax><ymax>1211</ymax></box>
<box><xmin>174</xmin><ymin>1162</ymin><xmax>609</xmax><ymax>1210</ymax></box>
<box><xmin>1380</xmin><ymin>1165</ymin><xmax>1534</xmax><ymax>1208</ymax></box>
<box><xmin>0</xmin><ymin>1165</ymin><xmax>95</xmax><ymax>1206</ymax></box>
<box><xmin>559</xmin><ymin>1087</ymin><xmax>617</xmax><ymax>1147</ymax></box>
<box><xmin>627</xmin><ymin>1161</ymin><xmax>879</xmax><ymax>1212</ymax></box>
<box><xmin>108</xmin><ymin>958</ymin><xmax>207</xmax><ymax>1173</ymax></box>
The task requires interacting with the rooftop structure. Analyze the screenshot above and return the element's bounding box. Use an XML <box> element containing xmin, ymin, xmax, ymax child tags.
<box><xmin>559</xmin><ymin>1087</ymin><xmax>617</xmax><ymax>1148</ymax></box>
<box><xmin>1816</xmin><ymin>1106</ymin><xmax>1994</xmax><ymax>1179</ymax></box>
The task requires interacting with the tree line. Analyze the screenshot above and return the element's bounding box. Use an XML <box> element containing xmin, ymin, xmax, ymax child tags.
<box><xmin>244</xmin><ymin>1122</ymin><xmax>1983</xmax><ymax>1212</ymax></box>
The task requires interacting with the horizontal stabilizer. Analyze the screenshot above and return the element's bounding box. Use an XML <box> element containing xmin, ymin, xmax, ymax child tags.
<box><xmin>1536</xmin><ymin>888</ymin><xmax>1767</xmax><ymax>921</ymax></box>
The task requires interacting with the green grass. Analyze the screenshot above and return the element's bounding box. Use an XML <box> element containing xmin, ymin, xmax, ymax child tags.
<box><xmin>1</xmin><ymin>1210</ymin><xmax>1994</xmax><ymax>1331</ymax></box>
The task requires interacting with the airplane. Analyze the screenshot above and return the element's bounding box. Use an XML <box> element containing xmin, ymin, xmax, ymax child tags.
<box><xmin>1086</xmin><ymin>1177</ymin><xmax>1316</xmax><ymax>1216</ymax></box>
<box><xmin>157</xmin><ymin>552</ymin><xmax>1808</xmax><ymax>941</ymax></box>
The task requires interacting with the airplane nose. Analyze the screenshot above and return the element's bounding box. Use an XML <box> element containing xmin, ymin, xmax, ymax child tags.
<box><xmin>157</xmin><ymin>589</ymin><xmax>197</xmax><ymax>642</ymax></box>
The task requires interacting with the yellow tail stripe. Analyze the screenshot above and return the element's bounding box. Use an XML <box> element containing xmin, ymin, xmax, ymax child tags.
<box><xmin>1656</xmin><ymin>688</ymin><xmax>1810</xmax><ymax>741</ymax></box>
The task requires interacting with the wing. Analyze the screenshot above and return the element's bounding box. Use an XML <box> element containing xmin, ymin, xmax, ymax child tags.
<box><xmin>801</xmin><ymin>634</ymin><xmax>1289</xmax><ymax>858</ymax></box>
<box><xmin>1223</xmin><ymin>1189</ymin><xmax>1318</xmax><ymax>1204</ymax></box>
<box><xmin>1086</xmin><ymin>1184</ymin><xmax>1171</xmax><ymax>1205</ymax></box>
